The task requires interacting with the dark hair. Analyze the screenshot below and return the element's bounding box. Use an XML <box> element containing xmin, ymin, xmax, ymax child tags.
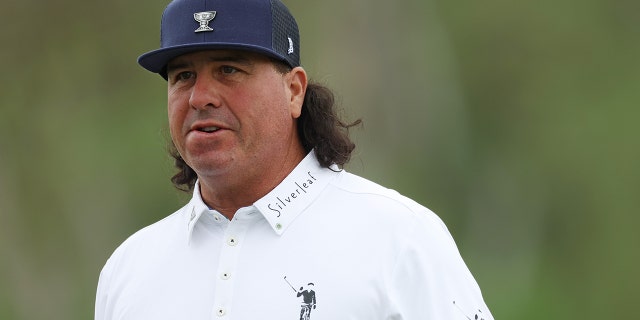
<box><xmin>169</xmin><ymin>68</ymin><xmax>361</xmax><ymax>192</ymax></box>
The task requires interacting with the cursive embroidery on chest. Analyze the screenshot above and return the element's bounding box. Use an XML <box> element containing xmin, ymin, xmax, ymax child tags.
<box><xmin>284</xmin><ymin>276</ymin><xmax>317</xmax><ymax>320</ymax></box>
<box><xmin>267</xmin><ymin>171</ymin><xmax>318</xmax><ymax>217</ymax></box>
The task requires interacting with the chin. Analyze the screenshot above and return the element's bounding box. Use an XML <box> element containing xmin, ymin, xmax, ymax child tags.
<box><xmin>188</xmin><ymin>153</ymin><xmax>237</xmax><ymax>176</ymax></box>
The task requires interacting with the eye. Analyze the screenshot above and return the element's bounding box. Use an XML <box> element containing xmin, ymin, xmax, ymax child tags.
<box><xmin>176</xmin><ymin>71</ymin><xmax>195</xmax><ymax>81</ymax></box>
<box><xmin>220</xmin><ymin>65</ymin><xmax>239</xmax><ymax>75</ymax></box>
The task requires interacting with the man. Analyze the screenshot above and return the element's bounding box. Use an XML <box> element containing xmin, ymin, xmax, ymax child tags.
<box><xmin>296</xmin><ymin>283</ymin><xmax>317</xmax><ymax>320</ymax></box>
<box><xmin>95</xmin><ymin>0</ymin><xmax>495</xmax><ymax>319</ymax></box>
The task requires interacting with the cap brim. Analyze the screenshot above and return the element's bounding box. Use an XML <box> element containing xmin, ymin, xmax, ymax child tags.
<box><xmin>138</xmin><ymin>43</ymin><xmax>292</xmax><ymax>78</ymax></box>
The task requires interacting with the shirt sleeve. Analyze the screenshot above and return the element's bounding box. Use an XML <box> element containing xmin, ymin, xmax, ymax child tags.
<box><xmin>94</xmin><ymin>265</ymin><xmax>108</xmax><ymax>320</ymax></box>
<box><xmin>387</xmin><ymin>211</ymin><xmax>494</xmax><ymax>320</ymax></box>
<box><xmin>95</xmin><ymin>256</ymin><xmax>115</xmax><ymax>320</ymax></box>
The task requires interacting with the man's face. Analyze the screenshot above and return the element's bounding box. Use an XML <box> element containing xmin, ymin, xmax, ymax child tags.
<box><xmin>166</xmin><ymin>50</ymin><xmax>306</xmax><ymax>186</ymax></box>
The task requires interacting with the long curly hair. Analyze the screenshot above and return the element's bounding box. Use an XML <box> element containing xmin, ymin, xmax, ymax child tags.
<box><xmin>168</xmin><ymin>70</ymin><xmax>361</xmax><ymax>192</ymax></box>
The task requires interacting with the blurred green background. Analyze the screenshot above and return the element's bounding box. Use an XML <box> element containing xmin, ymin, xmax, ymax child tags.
<box><xmin>1</xmin><ymin>0</ymin><xmax>638</xmax><ymax>319</ymax></box>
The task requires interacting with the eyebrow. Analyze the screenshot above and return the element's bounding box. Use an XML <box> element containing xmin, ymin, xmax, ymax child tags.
<box><xmin>166</xmin><ymin>53</ymin><xmax>255</xmax><ymax>74</ymax></box>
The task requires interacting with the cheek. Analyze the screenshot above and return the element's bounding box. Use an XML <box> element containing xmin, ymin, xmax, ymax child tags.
<box><xmin>167</xmin><ymin>105</ymin><xmax>179</xmax><ymax>132</ymax></box>
<box><xmin>251</xmin><ymin>100</ymin><xmax>296</xmax><ymax>144</ymax></box>
<box><xmin>167</xmin><ymin>99</ymin><xmax>188</xmax><ymax>145</ymax></box>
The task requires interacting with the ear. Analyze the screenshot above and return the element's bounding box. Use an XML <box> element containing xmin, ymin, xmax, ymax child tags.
<box><xmin>286</xmin><ymin>67</ymin><xmax>307</xmax><ymax>119</ymax></box>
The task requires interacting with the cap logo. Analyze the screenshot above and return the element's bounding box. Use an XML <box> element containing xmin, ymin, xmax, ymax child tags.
<box><xmin>194</xmin><ymin>11</ymin><xmax>217</xmax><ymax>33</ymax></box>
<box><xmin>287</xmin><ymin>37</ymin><xmax>294</xmax><ymax>54</ymax></box>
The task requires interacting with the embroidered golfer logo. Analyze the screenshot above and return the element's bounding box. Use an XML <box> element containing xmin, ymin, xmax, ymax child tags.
<box><xmin>284</xmin><ymin>276</ymin><xmax>317</xmax><ymax>320</ymax></box>
<box><xmin>194</xmin><ymin>11</ymin><xmax>216</xmax><ymax>33</ymax></box>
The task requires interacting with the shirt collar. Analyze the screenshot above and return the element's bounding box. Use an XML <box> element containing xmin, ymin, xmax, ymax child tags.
<box><xmin>186</xmin><ymin>151</ymin><xmax>340</xmax><ymax>239</ymax></box>
<box><xmin>186</xmin><ymin>182</ymin><xmax>210</xmax><ymax>241</ymax></box>
<box><xmin>254</xmin><ymin>151</ymin><xmax>339</xmax><ymax>235</ymax></box>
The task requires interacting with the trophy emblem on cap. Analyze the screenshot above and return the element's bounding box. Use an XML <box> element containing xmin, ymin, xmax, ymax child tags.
<box><xmin>194</xmin><ymin>11</ymin><xmax>217</xmax><ymax>33</ymax></box>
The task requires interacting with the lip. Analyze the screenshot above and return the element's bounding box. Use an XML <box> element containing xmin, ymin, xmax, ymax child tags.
<box><xmin>188</xmin><ymin>121</ymin><xmax>229</xmax><ymax>134</ymax></box>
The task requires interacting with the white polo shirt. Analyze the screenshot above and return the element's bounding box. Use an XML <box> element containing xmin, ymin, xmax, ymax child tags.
<box><xmin>96</xmin><ymin>152</ymin><xmax>493</xmax><ymax>320</ymax></box>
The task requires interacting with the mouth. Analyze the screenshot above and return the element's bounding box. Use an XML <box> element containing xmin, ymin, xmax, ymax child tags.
<box><xmin>197</xmin><ymin>126</ymin><xmax>220</xmax><ymax>133</ymax></box>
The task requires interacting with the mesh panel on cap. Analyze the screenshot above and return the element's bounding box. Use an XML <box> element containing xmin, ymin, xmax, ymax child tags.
<box><xmin>270</xmin><ymin>0</ymin><xmax>300</xmax><ymax>67</ymax></box>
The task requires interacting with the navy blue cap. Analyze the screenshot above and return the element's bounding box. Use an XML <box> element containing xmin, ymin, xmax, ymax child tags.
<box><xmin>138</xmin><ymin>0</ymin><xmax>301</xmax><ymax>77</ymax></box>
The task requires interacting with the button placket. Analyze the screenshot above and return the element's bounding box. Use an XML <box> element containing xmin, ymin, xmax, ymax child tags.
<box><xmin>211</xmin><ymin>210</ymin><xmax>257</xmax><ymax>319</ymax></box>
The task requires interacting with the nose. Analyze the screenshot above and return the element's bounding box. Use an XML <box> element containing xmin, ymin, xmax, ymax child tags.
<box><xmin>189</xmin><ymin>74</ymin><xmax>221</xmax><ymax>110</ymax></box>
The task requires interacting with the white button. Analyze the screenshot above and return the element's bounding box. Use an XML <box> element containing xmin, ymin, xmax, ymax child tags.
<box><xmin>216</xmin><ymin>308</ymin><xmax>226</xmax><ymax>317</ymax></box>
<box><xmin>275</xmin><ymin>223</ymin><xmax>283</xmax><ymax>230</ymax></box>
<box><xmin>221</xmin><ymin>272</ymin><xmax>231</xmax><ymax>280</ymax></box>
<box><xmin>214</xmin><ymin>215</ymin><xmax>221</xmax><ymax>222</ymax></box>
<box><xmin>190</xmin><ymin>211</ymin><xmax>196</xmax><ymax>221</ymax></box>
<box><xmin>227</xmin><ymin>237</ymin><xmax>237</xmax><ymax>246</ymax></box>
